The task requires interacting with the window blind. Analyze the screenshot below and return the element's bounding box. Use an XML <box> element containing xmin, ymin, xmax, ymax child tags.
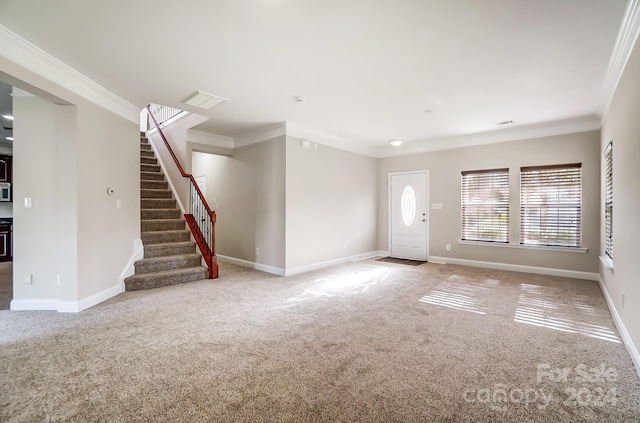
<box><xmin>604</xmin><ymin>143</ymin><xmax>613</xmax><ymax>258</ymax></box>
<box><xmin>520</xmin><ymin>163</ymin><xmax>582</xmax><ymax>247</ymax></box>
<box><xmin>461</xmin><ymin>168</ymin><xmax>509</xmax><ymax>242</ymax></box>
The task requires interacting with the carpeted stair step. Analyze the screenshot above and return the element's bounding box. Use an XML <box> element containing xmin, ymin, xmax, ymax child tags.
<box><xmin>141</xmin><ymin>188</ymin><xmax>172</xmax><ymax>199</ymax></box>
<box><xmin>141</xmin><ymin>208</ymin><xmax>181</xmax><ymax>220</ymax></box>
<box><xmin>142</xmin><ymin>219</ymin><xmax>185</xmax><ymax>232</ymax></box>
<box><xmin>141</xmin><ymin>180</ymin><xmax>169</xmax><ymax>190</ymax></box>
<box><xmin>124</xmin><ymin>267</ymin><xmax>208</xmax><ymax>291</ymax></box>
<box><xmin>140</xmin><ymin>171</ymin><xmax>165</xmax><ymax>181</ymax></box>
<box><xmin>142</xmin><ymin>229</ymin><xmax>191</xmax><ymax>244</ymax></box>
<box><xmin>144</xmin><ymin>241</ymin><xmax>197</xmax><ymax>258</ymax></box>
<box><xmin>141</xmin><ymin>156</ymin><xmax>157</xmax><ymax>165</ymax></box>
<box><xmin>134</xmin><ymin>253</ymin><xmax>202</xmax><ymax>274</ymax></box>
<box><xmin>141</xmin><ymin>163</ymin><xmax>161</xmax><ymax>173</ymax></box>
<box><xmin>141</xmin><ymin>198</ymin><xmax>177</xmax><ymax>209</ymax></box>
<box><xmin>131</xmin><ymin>134</ymin><xmax>211</xmax><ymax>290</ymax></box>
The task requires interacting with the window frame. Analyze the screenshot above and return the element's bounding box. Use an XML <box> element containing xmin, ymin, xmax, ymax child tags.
<box><xmin>519</xmin><ymin>163</ymin><xmax>582</xmax><ymax>248</ymax></box>
<box><xmin>460</xmin><ymin>168</ymin><xmax>510</xmax><ymax>243</ymax></box>
<box><xmin>604</xmin><ymin>142</ymin><xmax>613</xmax><ymax>259</ymax></box>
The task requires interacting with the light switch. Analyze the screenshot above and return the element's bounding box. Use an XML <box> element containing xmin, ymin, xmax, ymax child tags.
<box><xmin>24</xmin><ymin>197</ymin><xmax>32</xmax><ymax>208</ymax></box>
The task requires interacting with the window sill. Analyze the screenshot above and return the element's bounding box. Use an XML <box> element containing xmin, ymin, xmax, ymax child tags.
<box><xmin>457</xmin><ymin>239</ymin><xmax>588</xmax><ymax>253</ymax></box>
<box><xmin>599</xmin><ymin>255</ymin><xmax>614</xmax><ymax>271</ymax></box>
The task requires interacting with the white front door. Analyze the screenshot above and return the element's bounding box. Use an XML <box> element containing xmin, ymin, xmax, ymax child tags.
<box><xmin>390</xmin><ymin>172</ymin><xmax>428</xmax><ymax>260</ymax></box>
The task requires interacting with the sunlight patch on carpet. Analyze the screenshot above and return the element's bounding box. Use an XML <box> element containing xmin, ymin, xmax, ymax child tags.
<box><xmin>419</xmin><ymin>276</ymin><xmax>499</xmax><ymax>315</ymax></box>
<box><xmin>287</xmin><ymin>267</ymin><xmax>391</xmax><ymax>302</ymax></box>
<box><xmin>514</xmin><ymin>284</ymin><xmax>620</xmax><ymax>343</ymax></box>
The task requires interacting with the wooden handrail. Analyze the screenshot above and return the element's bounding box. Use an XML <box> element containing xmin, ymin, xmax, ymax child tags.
<box><xmin>146</xmin><ymin>105</ymin><xmax>218</xmax><ymax>279</ymax></box>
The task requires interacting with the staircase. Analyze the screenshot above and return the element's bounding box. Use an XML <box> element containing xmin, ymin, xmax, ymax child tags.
<box><xmin>124</xmin><ymin>135</ymin><xmax>208</xmax><ymax>291</ymax></box>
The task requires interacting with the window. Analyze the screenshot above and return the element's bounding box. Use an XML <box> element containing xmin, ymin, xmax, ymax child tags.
<box><xmin>520</xmin><ymin>163</ymin><xmax>582</xmax><ymax>247</ymax></box>
<box><xmin>461</xmin><ymin>168</ymin><xmax>509</xmax><ymax>242</ymax></box>
<box><xmin>604</xmin><ymin>142</ymin><xmax>613</xmax><ymax>259</ymax></box>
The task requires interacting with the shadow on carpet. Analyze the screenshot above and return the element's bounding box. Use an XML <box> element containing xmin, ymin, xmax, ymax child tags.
<box><xmin>376</xmin><ymin>256</ymin><xmax>427</xmax><ymax>266</ymax></box>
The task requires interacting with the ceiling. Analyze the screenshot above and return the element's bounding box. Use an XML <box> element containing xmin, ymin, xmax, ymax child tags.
<box><xmin>0</xmin><ymin>0</ymin><xmax>629</xmax><ymax>154</ymax></box>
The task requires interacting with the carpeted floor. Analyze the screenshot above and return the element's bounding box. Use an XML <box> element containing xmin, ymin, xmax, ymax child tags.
<box><xmin>0</xmin><ymin>259</ymin><xmax>639</xmax><ymax>422</ymax></box>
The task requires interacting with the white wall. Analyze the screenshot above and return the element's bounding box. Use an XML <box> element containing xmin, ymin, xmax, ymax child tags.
<box><xmin>75</xmin><ymin>102</ymin><xmax>140</xmax><ymax>300</ymax></box>
<box><xmin>191</xmin><ymin>136</ymin><xmax>286</xmax><ymax>271</ymax></box>
<box><xmin>600</xmin><ymin>34</ymin><xmax>640</xmax><ymax>370</ymax></box>
<box><xmin>2</xmin><ymin>55</ymin><xmax>140</xmax><ymax>311</ymax></box>
<box><xmin>192</xmin><ymin>135</ymin><xmax>378</xmax><ymax>274</ymax></box>
<box><xmin>285</xmin><ymin>136</ymin><xmax>378</xmax><ymax>270</ymax></box>
<box><xmin>378</xmin><ymin>130</ymin><xmax>601</xmax><ymax>274</ymax></box>
<box><xmin>12</xmin><ymin>96</ymin><xmax>71</xmax><ymax>301</ymax></box>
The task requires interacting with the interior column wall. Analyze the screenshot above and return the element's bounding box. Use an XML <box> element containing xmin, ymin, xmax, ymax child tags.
<box><xmin>12</xmin><ymin>95</ymin><xmax>77</xmax><ymax>304</ymax></box>
<box><xmin>600</xmin><ymin>33</ymin><xmax>640</xmax><ymax>370</ymax></box>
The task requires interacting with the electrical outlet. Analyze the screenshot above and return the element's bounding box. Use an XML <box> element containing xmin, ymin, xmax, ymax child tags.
<box><xmin>256</xmin><ymin>247</ymin><xmax>260</xmax><ymax>256</ymax></box>
<box><xmin>342</xmin><ymin>243</ymin><xmax>346</xmax><ymax>252</ymax></box>
<box><xmin>25</xmin><ymin>274</ymin><xmax>33</xmax><ymax>284</ymax></box>
<box><xmin>446</xmin><ymin>244</ymin><xmax>451</xmax><ymax>251</ymax></box>
<box><xmin>622</xmin><ymin>292</ymin><xmax>625</xmax><ymax>307</ymax></box>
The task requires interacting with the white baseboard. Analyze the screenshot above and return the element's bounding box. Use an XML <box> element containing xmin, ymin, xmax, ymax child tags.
<box><xmin>10</xmin><ymin>283</ymin><xmax>123</xmax><ymax>313</ymax></box>
<box><xmin>217</xmin><ymin>255</ymin><xmax>286</xmax><ymax>276</ymax></box>
<box><xmin>598</xmin><ymin>277</ymin><xmax>640</xmax><ymax>380</ymax></box>
<box><xmin>119</xmin><ymin>238</ymin><xmax>144</xmax><ymax>290</ymax></box>
<box><xmin>58</xmin><ymin>283</ymin><xmax>123</xmax><ymax>313</ymax></box>
<box><xmin>428</xmin><ymin>256</ymin><xmax>599</xmax><ymax>281</ymax></box>
<box><xmin>10</xmin><ymin>298</ymin><xmax>58</xmax><ymax>311</ymax></box>
<box><xmin>218</xmin><ymin>251</ymin><xmax>386</xmax><ymax>277</ymax></box>
<box><xmin>284</xmin><ymin>250</ymin><xmax>384</xmax><ymax>277</ymax></box>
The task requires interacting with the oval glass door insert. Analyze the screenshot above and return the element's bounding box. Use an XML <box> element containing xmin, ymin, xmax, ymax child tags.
<box><xmin>401</xmin><ymin>185</ymin><xmax>416</xmax><ymax>226</ymax></box>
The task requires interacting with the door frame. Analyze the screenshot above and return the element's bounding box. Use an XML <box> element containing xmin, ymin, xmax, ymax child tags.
<box><xmin>388</xmin><ymin>170</ymin><xmax>430</xmax><ymax>260</ymax></box>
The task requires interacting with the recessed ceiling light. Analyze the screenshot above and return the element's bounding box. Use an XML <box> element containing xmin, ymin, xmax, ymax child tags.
<box><xmin>6</xmin><ymin>137</ymin><xmax>13</xmax><ymax>141</ymax></box>
<box><xmin>424</xmin><ymin>109</ymin><xmax>434</xmax><ymax>114</ymax></box>
<box><xmin>389</xmin><ymin>139</ymin><xmax>403</xmax><ymax>147</ymax></box>
<box><xmin>497</xmin><ymin>120</ymin><xmax>513</xmax><ymax>126</ymax></box>
<box><xmin>2</xmin><ymin>115</ymin><xmax>13</xmax><ymax>120</ymax></box>
<box><xmin>182</xmin><ymin>91</ymin><xmax>227</xmax><ymax>110</ymax></box>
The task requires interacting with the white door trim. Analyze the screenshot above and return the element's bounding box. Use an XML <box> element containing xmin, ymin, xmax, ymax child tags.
<box><xmin>388</xmin><ymin>170</ymin><xmax>429</xmax><ymax>259</ymax></box>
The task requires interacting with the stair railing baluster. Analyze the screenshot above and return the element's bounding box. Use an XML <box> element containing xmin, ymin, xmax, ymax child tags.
<box><xmin>146</xmin><ymin>105</ymin><xmax>219</xmax><ymax>279</ymax></box>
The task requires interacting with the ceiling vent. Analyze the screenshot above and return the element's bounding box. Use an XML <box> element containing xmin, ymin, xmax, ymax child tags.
<box><xmin>497</xmin><ymin>120</ymin><xmax>513</xmax><ymax>126</ymax></box>
<box><xmin>182</xmin><ymin>91</ymin><xmax>227</xmax><ymax>110</ymax></box>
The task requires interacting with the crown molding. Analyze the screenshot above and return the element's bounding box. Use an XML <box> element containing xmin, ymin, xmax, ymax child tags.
<box><xmin>187</xmin><ymin>128</ymin><xmax>234</xmax><ymax>149</ymax></box>
<box><xmin>285</xmin><ymin>122</ymin><xmax>378</xmax><ymax>157</ymax></box>
<box><xmin>0</xmin><ymin>24</ymin><xmax>139</xmax><ymax>123</ymax></box>
<box><xmin>233</xmin><ymin>122</ymin><xmax>286</xmax><ymax>148</ymax></box>
<box><xmin>189</xmin><ymin>114</ymin><xmax>601</xmax><ymax>159</ymax></box>
<box><xmin>601</xmin><ymin>0</ymin><xmax>640</xmax><ymax>118</ymax></box>
<box><xmin>377</xmin><ymin>115</ymin><xmax>601</xmax><ymax>158</ymax></box>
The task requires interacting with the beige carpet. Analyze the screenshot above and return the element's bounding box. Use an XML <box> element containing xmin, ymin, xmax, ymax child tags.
<box><xmin>1</xmin><ymin>260</ymin><xmax>639</xmax><ymax>422</ymax></box>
